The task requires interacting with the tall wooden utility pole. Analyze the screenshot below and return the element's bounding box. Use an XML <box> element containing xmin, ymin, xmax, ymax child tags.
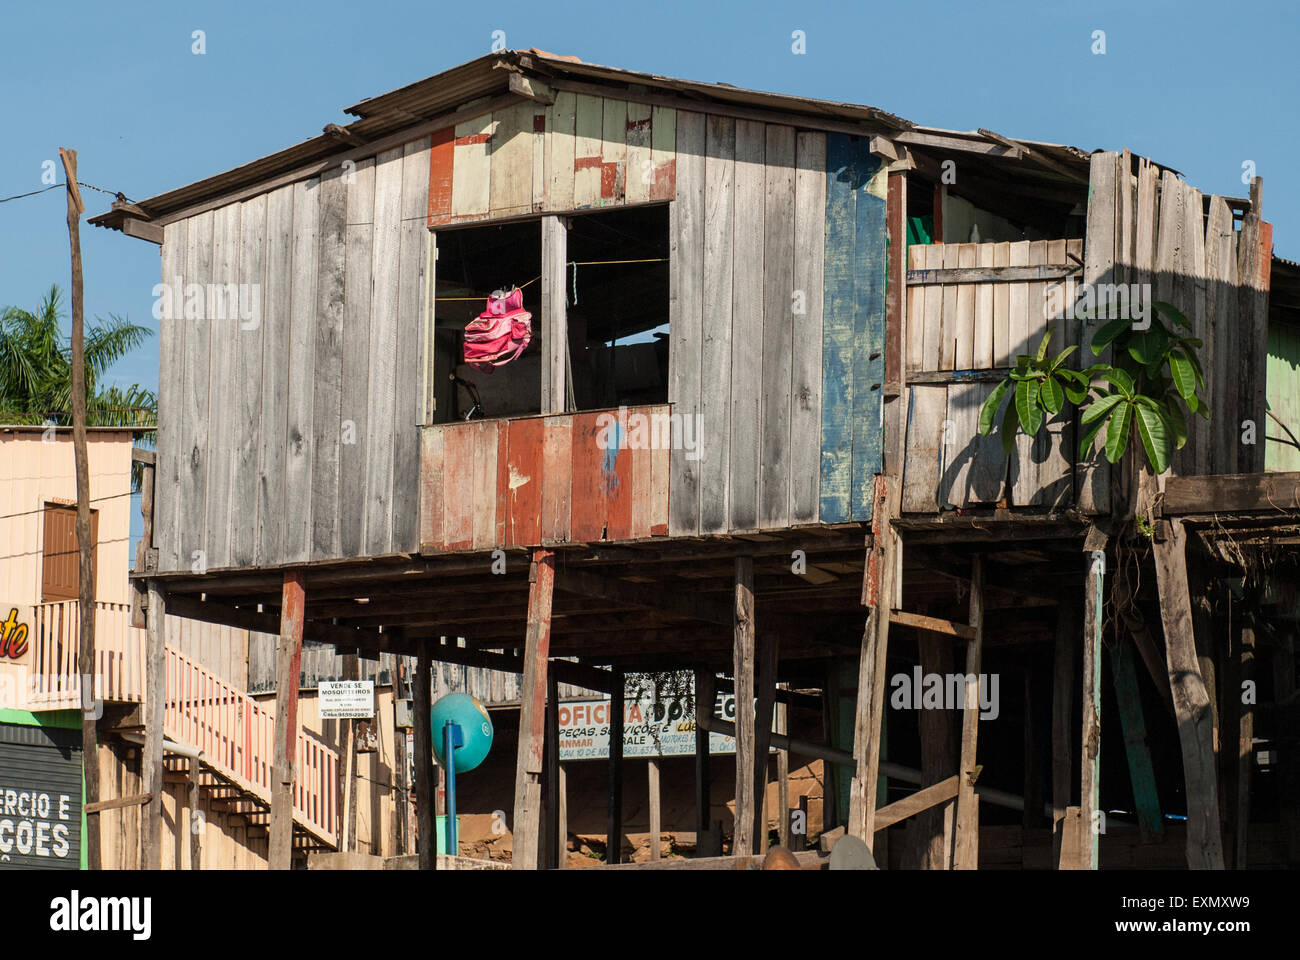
<box><xmin>60</xmin><ymin>148</ymin><xmax>99</xmax><ymax>870</ymax></box>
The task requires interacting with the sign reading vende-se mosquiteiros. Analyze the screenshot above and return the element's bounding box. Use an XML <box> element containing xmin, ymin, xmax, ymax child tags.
<box><xmin>319</xmin><ymin>680</ymin><xmax>375</xmax><ymax>720</ymax></box>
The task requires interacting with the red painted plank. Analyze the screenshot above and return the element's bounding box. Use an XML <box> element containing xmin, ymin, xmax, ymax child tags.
<box><xmin>427</xmin><ymin>125</ymin><xmax>454</xmax><ymax>227</ymax></box>
<box><xmin>418</xmin><ymin>427</ymin><xmax>445</xmax><ymax>550</ymax></box>
<box><xmin>649</xmin><ymin>159</ymin><xmax>676</xmax><ymax>203</ymax></box>
<box><xmin>540</xmin><ymin>418</ymin><xmax>572</xmax><ymax>543</ymax></box>
<box><xmin>441</xmin><ymin>423</ymin><xmax>476</xmax><ymax>550</ymax></box>
<box><xmin>604</xmin><ymin>407</ymin><xmax>633</xmax><ymax>541</ymax></box>
<box><xmin>506</xmin><ymin>417</ymin><xmax>544</xmax><ymax>546</ymax></box>
<box><xmin>569</xmin><ymin>413</ymin><xmax>607</xmax><ymax>542</ymax></box>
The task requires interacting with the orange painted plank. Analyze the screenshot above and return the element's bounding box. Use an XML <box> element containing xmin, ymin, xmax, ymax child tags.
<box><xmin>427</xmin><ymin>125</ymin><xmax>454</xmax><ymax>226</ymax></box>
<box><xmin>604</xmin><ymin>408</ymin><xmax>633</xmax><ymax>541</ymax></box>
<box><xmin>441</xmin><ymin>423</ymin><xmax>475</xmax><ymax>550</ymax></box>
<box><xmin>569</xmin><ymin>413</ymin><xmax>607</xmax><ymax>542</ymax></box>
<box><xmin>419</xmin><ymin>427</ymin><xmax>445</xmax><ymax>549</ymax></box>
<box><xmin>506</xmin><ymin>417</ymin><xmax>544</xmax><ymax>546</ymax></box>
<box><xmin>540</xmin><ymin>417</ymin><xmax>572</xmax><ymax>543</ymax></box>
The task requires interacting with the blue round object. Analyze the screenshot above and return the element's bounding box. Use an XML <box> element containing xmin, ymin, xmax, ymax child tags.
<box><xmin>431</xmin><ymin>693</ymin><xmax>494</xmax><ymax>772</ymax></box>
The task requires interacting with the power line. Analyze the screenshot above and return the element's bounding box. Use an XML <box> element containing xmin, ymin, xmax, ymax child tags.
<box><xmin>0</xmin><ymin>180</ymin><xmax>133</xmax><ymax>207</ymax></box>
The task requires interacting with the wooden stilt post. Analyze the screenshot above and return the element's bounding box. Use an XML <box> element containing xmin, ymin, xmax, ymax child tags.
<box><xmin>607</xmin><ymin>669</ymin><xmax>625</xmax><ymax>864</ymax></box>
<box><xmin>648</xmin><ymin>758</ymin><xmax>661</xmax><ymax>861</ymax></box>
<box><xmin>915</xmin><ymin>630</ymin><xmax>956</xmax><ymax>869</ymax></box>
<box><xmin>558</xmin><ymin>764</ymin><xmax>568</xmax><ymax>869</ymax></box>
<box><xmin>1273</xmin><ymin>632</ymin><xmax>1299</xmax><ymax>865</ymax></box>
<box><xmin>1236</xmin><ymin>623</ymin><xmax>1255</xmax><ymax>868</ymax></box>
<box><xmin>776</xmin><ymin>688</ymin><xmax>789</xmax><ymax>849</ymax></box>
<box><xmin>143</xmin><ymin>581</ymin><xmax>166</xmax><ymax>870</ymax></box>
<box><xmin>1111</xmin><ymin>637</ymin><xmax>1163</xmax><ymax>844</ymax></box>
<box><xmin>850</xmin><ymin>477</ymin><xmax>896</xmax><ymax>848</ymax></box>
<box><xmin>514</xmin><ymin>548</ymin><xmax>555</xmax><ymax>869</ymax></box>
<box><xmin>269</xmin><ymin>570</ymin><xmax>306</xmax><ymax>870</ymax></box>
<box><xmin>952</xmin><ymin>555</ymin><xmax>984</xmax><ymax>870</ymax></box>
<box><xmin>188</xmin><ymin>758</ymin><xmax>201</xmax><ymax>869</ymax></box>
<box><xmin>1052</xmin><ymin>596</ymin><xmax>1078</xmax><ymax>867</ymax></box>
<box><xmin>751</xmin><ymin>633</ymin><xmax>778</xmax><ymax>851</ymax></box>
<box><xmin>732</xmin><ymin>558</ymin><xmax>756</xmax><ymax>856</ymax></box>
<box><xmin>1080</xmin><ymin>549</ymin><xmax>1105</xmax><ymax>869</ymax></box>
<box><xmin>413</xmin><ymin>638</ymin><xmax>436</xmax><ymax>869</ymax></box>
<box><xmin>1153</xmin><ymin>518</ymin><xmax>1225</xmax><ymax>869</ymax></box>
<box><xmin>545</xmin><ymin>671</ymin><xmax>561</xmax><ymax>869</ymax></box>
<box><xmin>694</xmin><ymin>667</ymin><xmax>713</xmax><ymax>857</ymax></box>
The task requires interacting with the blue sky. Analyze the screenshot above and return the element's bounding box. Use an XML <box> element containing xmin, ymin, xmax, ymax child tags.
<box><xmin>2</xmin><ymin>0</ymin><xmax>1297</xmax><ymax>541</ymax></box>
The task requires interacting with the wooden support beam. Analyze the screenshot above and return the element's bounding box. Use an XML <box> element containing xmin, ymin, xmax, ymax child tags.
<box><xmin>143</xmin><ymin>581</ymin><xmax>166</xmax><ymax>870</ymax></box>
<box><xmin>776</xmin><ymin>689</ymin><xmax>789</xmax><ymax>849</ymax></box>
<box><xmin>850</xmin><ymin>478</ymin><xmax>896</xmax><ymax>848</ymax></box>
<box><xmin>513</xmin><ymin>548</ymin><xmax>555</xmax><ymax>869</ymax></box>
<box><xmin>1162</xmin><ymin>471</ymin><xmax>1300</xmax><ymax>515</ymax></box>
<box><xmin>914</xmin><ymin>630</ymin><xmax>956</xmax><ymax>869</ymax></box>
<box><xmin>751</xmin><ymin>632</ymin><xmax>779</xmax><ymax>851</ymax></box>
<box><xmin>120</xmin><ymin>217</ymin><xmax>164</xmax><ymax>245</ymax></box>
<box><xmin>508</xmin><ymin>71</ymin><xmax>555</xmax><ymax>105</ymax></box>
<box><xmin>545</xmin><ymin>670</ymin><xmax>561</xmax><ymax>868</ymax></box>
<box><xmin>1152</xmin><ymin>519</ymin><xmax>1225</xmax><ymax>869</ymax></box>
<box><xmin>976</xmin><ymin>129</ymin><xmax>1090</xmax><ymax>183</ymax></box>
<box><xmin>694</xmin><ymin>667</ymin><xmax>713</xmax><ymax>858</ymax></box>
<box><xmin>1080</xmin><ymin>549</ymin><xmax>1105</xmax><ymax>870</ymax></box>
<box><xmin>888</xmin><ymin>610</ymin><xmax>976</xmax><ymax>640</ymax></box>
<box><xmin>84</xmin><ymin>792</ymin><xmax>153</xmax><ymax>815</ymax></box>
<box><xmin>189</xmin><ymin>758</ymin><xmax>201</xmax><ymax>870</ymax></box>
<box><xmin>1052</xmin><ymin>595</ymin><xmax>1078</xmax><ymax>867</ymax></box>
<box><xmin>952</xmin><ymin>555</ymin><xmax>984</xmax><ymax>870</ymax></box>
<box><xmin>894</xmin><ymin>130</ymin><xmax>1023</xmax><ymax>159</ymax></box>
<box><xmin>540</xmin><ymin>215</ymin><xmax>568</xmax><ymax>412</ymax></box>
<box><xmin>732</xmin><ymin>557</ymin><xmax>756</xmax><ymax>857</ymax></box>
<box><xmin>413</xmin><ymin>636</ymin><xmax>436</xmax><ymax>869</ymax></box>
<box><xmin>1236</xmin><ymin>624</ymin><xmax>1255</xmax><ymax>869</ymax></box>
<box><xmin>607</xmin><ymin>669</ymin><xmax>625</xmax><ymax>864</ymax></box>
<box><xmin>874</xmin><ymin>776</ymin><xmax>960</xmax><ymax>832</ymax></box>
<box><xmin>269</xmin><ymin>570</ymin><xmax>306</xmax><ymax>870</ymax></box>
<box><xmin>1111</xmin><ymin>636</ymin><xmax>1163</xmax><ymax>843</ymax></box>
<box><xmin>648</xmin><ymin>758</ymin><xmax>661</xmax><ymax>862</ymax></box>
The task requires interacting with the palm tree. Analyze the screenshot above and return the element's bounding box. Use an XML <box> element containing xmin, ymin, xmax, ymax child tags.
<box><xmin>0</xmin><ymin>284</ymin><xmax>156</xmax><ymax>487</ymax></box>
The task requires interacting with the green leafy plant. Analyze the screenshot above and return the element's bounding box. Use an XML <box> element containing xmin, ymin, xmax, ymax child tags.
<box><xmin>979</xmin><ymin>301</ymin><xmax>1208</xmax><ymax>475</ymax></box>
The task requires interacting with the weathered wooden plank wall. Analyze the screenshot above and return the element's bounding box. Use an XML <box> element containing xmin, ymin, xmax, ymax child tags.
<box><xmin>156</xmin><ymin>138</ymin><xmax>432</xmax><ymax>573</ymax></box>
<box><xmin>427</xmin><ymin>94</ymin><xmax>676</xmax><ymax>227</ymax></box>
<box><xmin>899</xmin><ymin>150</ymin><xmax>1271</xmax><ymax>514</ymax></box>
<box><xmin>418</xmin><ymin>405</ymin><xmax>670</xmax><ymax>552</ymax></box>
<box><xmin>902</xmin><ymin>239</ymin><xmax>1082</xmax><ymax>511</ymax></box>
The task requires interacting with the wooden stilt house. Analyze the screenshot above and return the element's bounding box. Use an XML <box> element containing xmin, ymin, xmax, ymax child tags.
<box><xmin>92</xmin><ymin>49</ymin><xmax>1299</xmax><ymax>869</ymax></box>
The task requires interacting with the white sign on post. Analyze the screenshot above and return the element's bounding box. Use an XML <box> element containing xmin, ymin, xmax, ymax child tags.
<box><xmin>319</xmin><ymin>680</ymin><xmax>375</xmax><ymax>719</ymax></box>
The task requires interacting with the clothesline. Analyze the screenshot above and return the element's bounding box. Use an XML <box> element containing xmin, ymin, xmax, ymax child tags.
<box><xmin>433</xmin><ymin>257</ymin><xmax>667</xmax><ymax>302</ymax></box>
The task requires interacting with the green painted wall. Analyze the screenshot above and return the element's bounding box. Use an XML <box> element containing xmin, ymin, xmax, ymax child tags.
<box><xmin>0</xmin><ymin>709</ymin><xmax>85</xmax><ymax>869</ymax></box>
<box><xmin>1266</xmin><ymin>320</ymin><xmax>1300</xmax><ymax>472</ymax></box>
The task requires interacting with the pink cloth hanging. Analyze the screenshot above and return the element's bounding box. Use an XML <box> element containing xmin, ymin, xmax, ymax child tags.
<box><xmin>462</xmin><ymin>287</ymin><xmax>532</xmax><ymax>371</ymax></box>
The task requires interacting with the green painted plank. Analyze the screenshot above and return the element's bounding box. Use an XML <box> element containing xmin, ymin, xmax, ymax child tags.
<box><xmin>1110</xmin><ymin>638</ymin><xmax>1164</xmax><ymax>843</ymax></box>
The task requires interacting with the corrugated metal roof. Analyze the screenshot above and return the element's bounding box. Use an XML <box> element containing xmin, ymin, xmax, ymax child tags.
<box><xmin>90</xmin><ymin>49</ymin><xmax>1108</xmax><ymax>231</ymax></box>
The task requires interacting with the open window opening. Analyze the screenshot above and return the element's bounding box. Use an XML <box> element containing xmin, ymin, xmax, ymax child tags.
<box><xmin>564</xmin><ymin>204</ymin><xmax>670</xmax><ymax>411</ymax></box>
<box><xmin>428</xmin><ymin>204</ymin><xmax>670</xmax><ymax>424</ymax></box>
<box><xmin>432</xmin><ymin>219</ymin><xmax>542</xmax><ymax>423</ymax></box>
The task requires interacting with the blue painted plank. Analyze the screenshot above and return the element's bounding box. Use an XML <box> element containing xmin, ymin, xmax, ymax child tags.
<box><xmin>819</xmin><ymin>134</ymin><xmax>858</xmax><ymax>523</ymax></box>
<box><xmin>851</xmin><ymin>144</ymin><xmax>887</xmax><ymax>521</ymax></box>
